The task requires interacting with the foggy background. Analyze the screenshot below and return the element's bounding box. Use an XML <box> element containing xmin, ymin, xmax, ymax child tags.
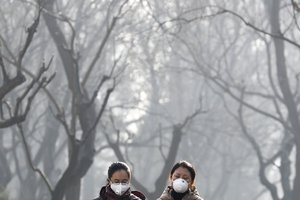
<box><xmin>0</xmin><ymin>0</ymin><xmax>300</xmax><ymax>200</ymax></box>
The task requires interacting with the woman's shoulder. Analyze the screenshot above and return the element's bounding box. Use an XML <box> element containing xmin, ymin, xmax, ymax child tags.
<box><xmin>190</xmin><ymin>194</ymin><xmax>204</xmax><ymax>200</ymax></box>
<box><xmin>156</xmin><ymin>188</ymin><xmax>171</xmax><ymax>200</ymax></box>
<box><xmin>186</xmin><ymin>189</ymin><xmax>204</xmax><ymax>200</ymax></box>
<box><xmin>92</xmin><ymin>197</ymin><xmax>102</xmax><ymax>200</ymax></box>
<box><xmin>156</xmin><ymin>196</ymin><xmax>170</xmax><ymax>200</ymax></box>
<box><xmin>156</xmin><ymin>195</ymin><xmax>170</xmax><ymax>200</ymax></box>
<box><xmin>92</xmin><ymin>194</ymin><xmax>105</xmax><ymax>200</ymax></box>
<box><xmin>92</xmin><ymin>185</ymin><xmax>106</xmax><ymax>200</ymax></box>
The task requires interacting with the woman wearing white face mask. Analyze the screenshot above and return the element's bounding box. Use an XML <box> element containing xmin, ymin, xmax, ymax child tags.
<box><xmin>93</xmin><ymin>162</ymin><xmax>145</xmax><ymax>200</ymax></box>
<box><xmin>157</xmin><ymin>160</ymin><xmax>204</xmax><ymax>200</ymax></box>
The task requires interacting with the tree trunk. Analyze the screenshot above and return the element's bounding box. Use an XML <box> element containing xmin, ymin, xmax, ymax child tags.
<box><xmin>66</xmin><ymin>179</ymin><xmax>81</xmax><ymax>200</ymax></box>
<box><xmin>0</xmin><ymin>135</ymin><xmax>11</xmax><ymax>193</ymax></box>
<box><xmin>149</xmin><ymin>125</ymin><xmax>185</xmax><ymax>199</ymax></box>
<box><xmin>268</xmin><ymin>1</ymin><xmax>300</xmax><ymax>200</ymax></box>
<box><xmin>42</xmin><ymin>1</ymin><xmax>99</xmax><ymax>199</ymax></box>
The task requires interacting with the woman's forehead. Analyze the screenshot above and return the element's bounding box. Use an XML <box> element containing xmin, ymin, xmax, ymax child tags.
<box><xmin>173</xmin><ymin>167</ymin><xmax>191</xmax><ymax>177</ymax></box>
<box><xmin>111</xmin><ymin>169</ymin><xmax>129</xmax><ymax>179</ymax></box>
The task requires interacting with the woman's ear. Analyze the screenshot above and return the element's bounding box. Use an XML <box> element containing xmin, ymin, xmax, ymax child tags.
<box><xmin>189</xmin><ymin>180</ymin><xmax>196</xmax><ymax>191</ymax></box>
<box><xmin>168</xmin><ymin>176</ymin><xmax>173</xmax><ymax>185</ymax></box>
<box><xmin>190</xmin><ymin>185</ymin><xmax>196</xmax><ymax>192</ymax></box>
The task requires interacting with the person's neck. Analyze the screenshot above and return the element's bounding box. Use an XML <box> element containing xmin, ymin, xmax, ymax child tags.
<box><xmin>171</xmin><ymin>190</ymin><xmax>188</xmax><ymax>200</ymax></box>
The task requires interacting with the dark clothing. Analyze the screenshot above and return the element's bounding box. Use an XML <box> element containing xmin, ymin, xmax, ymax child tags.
<box><xmin>170</xmin><ymin>190</ymin><xmax>189</xmax><ymax>200</ymax></box>
<box><xmin>157</xmin><ymin>186</ymin><xmax>203</xmax><ymax>200</ymax></box>
<box><xmin>93</xmin><ymin>185</ymin><xmax>145</xmax><ymax>200</ymax></box>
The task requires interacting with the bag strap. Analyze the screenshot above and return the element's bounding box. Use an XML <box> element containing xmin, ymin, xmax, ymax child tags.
<box><xmin>131</xmin><ymin>191</ymin><xmax>146</xmax><ymax>200</ymax></box>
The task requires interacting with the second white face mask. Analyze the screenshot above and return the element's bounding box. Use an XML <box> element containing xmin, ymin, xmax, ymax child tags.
<box><xmin>110</xmin><ymin>183</ymin><xmax>130</xmax><ymax>196</ymax></box>
<box><xmin>172</xmin><ymin>178</ymin><xmax>189</xmax><ymax>193</ymax></box>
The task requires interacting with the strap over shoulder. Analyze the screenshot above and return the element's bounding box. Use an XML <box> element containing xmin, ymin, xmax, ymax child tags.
<box><xmin>131</xmin><ymin>191</ymin><xmax>146</xmax><ymax>200</ymax></box>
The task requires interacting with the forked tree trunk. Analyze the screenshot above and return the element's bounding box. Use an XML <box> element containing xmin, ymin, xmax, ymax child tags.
<box><xmin>268</xmin><ymin>1</ymin><xmax>300</xmax><ymax>200</ymax></box>
<box><xmin>42</xmin><ymin>1</ymin><xmax>103</xmax><ymax>200</ymax></box>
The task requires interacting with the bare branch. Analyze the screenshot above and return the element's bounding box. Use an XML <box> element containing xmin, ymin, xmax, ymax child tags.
<box><xmin>0</xmin><ymin>59</ymin><xmax>54</xmax><ymax>128</ymax></box>
<box><xmin>0</xmin><ymin>49</ymin><xmax>8</xmax><ymax>83</ymax></box>
<box><xmin>82</xmin><ymin>16</ymin><xmax>118</xmax><ymax>86</ymax></box>
<box><xmin>17</xmin><ymin>123</ymin><xmax>53</xmax><ymax>195</ymax></box>
<box><xmin>237</xmin><ymin>89</ymin><xmax>280</xmax><ymax>200</ymax></box>
<box><xmin>81</xmin><ymin>81</ymin><xmax>116</xmax><ymax>143</ymax></box>
<box><xmin>18</xmin><ymin>8</ymin><xmax>42</xmax><ymax>68</ymax></box>
<box><xmin>221</xmin><ymin>8</ymin><xmax>300</xmax><ymax>49</ymax></box>
<box><xmin>0</xmin><ymin>73</ymin><xmax>26</xmax><ymax>101</ymax></box>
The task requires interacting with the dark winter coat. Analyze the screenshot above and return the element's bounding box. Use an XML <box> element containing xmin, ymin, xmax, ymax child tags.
<box><xmin>157</xmin><ymin>186</ymin><xmax>203</xmax><ymax>200</ymax></box>
<box><xmin>93</xmin><ymin>185</ymin><xmax>145</xmax><ymax>200</ymax></box>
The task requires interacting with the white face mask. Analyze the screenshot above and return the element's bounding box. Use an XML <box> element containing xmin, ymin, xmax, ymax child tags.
<box><xmin>172</xmin><ymin>178</ymin><xmax>189</xmax><ymax>193</ymax></box>
<box><xmin>110</xmin><ymin>183</ymin><xmax>130</xmax><ymax>196</ymax></box>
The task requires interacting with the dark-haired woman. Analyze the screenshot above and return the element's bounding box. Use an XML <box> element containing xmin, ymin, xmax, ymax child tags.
<box><xmin>93</xmin><ymin>161</ymin><xmax>145</xmax><ymax>200</ymax></box>
<box><xmin>157</xmin><ymin>160</ymin><xmax>204</xmax><ymax>200</ymax></box>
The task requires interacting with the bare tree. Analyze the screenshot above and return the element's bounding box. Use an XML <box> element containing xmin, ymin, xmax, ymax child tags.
<box><xmin>0</xmin><ymin>5</ymin><xmax>53</xmax><ymax>199</ymax></box>
<box><xmin>39</xmin><ymin>0</ymin><xmax>127</xmax><ymax>199</ymax></box>
<box><xmin>165</xmin><ymin>0</ymin><xmax>300</xmax><ymax>199</ymax></box>
<box><xmin>0</xmin><ymin>8</ymin><xmax>53</xmax><ymax>129</ymax></box>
